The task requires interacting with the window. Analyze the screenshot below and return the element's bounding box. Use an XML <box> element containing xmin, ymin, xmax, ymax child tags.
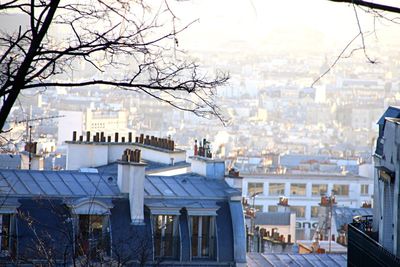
<box><xmin>290</xmin><ymin>206</ymin><xmax>306</xmax><ymax>218</ymax></box>
<box><xmin>333</xmin><ymin>184</ymin><xmax>349</xmax><ymax>196</ymax></box>
<box><xmin>312</xmin><ymin>184</ymin><xmax>327</xmax><ymax>196</ymax></box>
<box><xmin>268</xmin><ymin>183</ymin><xmax>285</xmax><ymax>196</ymax></box>
<box><xmin>253</xmin><ymin>205</ymin><xmax>263</xmax><ymax>212</ymax></box>
<box><xmin>153</xmin><ymin>215</ymin><xmax>180</xmax><ymax>259</ymax></box>
<box><xmin>311</xmin><ymin>206</ymin><xmax>319</xmax><ymax>218</ymax></box>
<box><xmin>76</xmin><ymin>215</ymin><xmax>110</xmax><ymax>258</ymax></box>
<box><xmin>268</xmin><ymin>205</ymin><xmax>278</xmax><ymax>212</ymax></box>
<box><xmin>361</xmin><ymin>184</ymin><xmax>369</xmax><ymax>195</ymax></box>
<box><xmin>191</xmin><ymin>216</ymin><xmax>215</xmax><ymax>258</ymax></box>
<box><xmin>290</xmin><ymin>183</ymin><xmax>306</xmax><ymax>196</ymax></box>
<box><xmin>248</xmin><ymin>182</ymin><xmax>263</xmax><ymax>196</ymax></box>
<box><xmin>0</xmin><ymin>214</ymin><xmax>14</xmax><ymax>256</ymax></box>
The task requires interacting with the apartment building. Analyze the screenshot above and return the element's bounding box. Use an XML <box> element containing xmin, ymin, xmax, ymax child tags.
<box><xmin>243</xmin><ymin>173</ymin><xmax>373</xmax><ymax>239</ymax></box>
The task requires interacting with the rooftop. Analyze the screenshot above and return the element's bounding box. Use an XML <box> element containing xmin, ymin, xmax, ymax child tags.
<box><xmin>247</xmin><ymin>253</ymin><xmax>347</xmax><ymax>267</ymax></box>
<box><xmin>254</xmin><ymin>212</ymin><xmax>291</xmax><ymax>226</ymax></box>
<box><xmin>0</xmin><ymin>169</ymin><xmax>240</xmax><ymax>200</ymax></box>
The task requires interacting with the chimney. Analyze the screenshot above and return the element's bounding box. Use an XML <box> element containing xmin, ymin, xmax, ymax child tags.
<box><xmin>190</xmin><ymin>156</ymin><xmax>225</xmax><ymax>179</ymax></box>
<box><xmin>225</xmin><ymin>168</ymin><xmax>243</xmax><ymax>190</ymax></box>
<box><xmin>277</xmin><ymin>196</ymin><xmax>290</xmax><ymax>212</ymax></box>
<box><xmin>117</xmin><ymin>150</ymin><xmax>146</xmax><ymax>225</ymax></box>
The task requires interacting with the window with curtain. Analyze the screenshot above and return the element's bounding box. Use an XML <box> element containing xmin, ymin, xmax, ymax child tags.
<box><xmin>76</xmin><ymin>215</ymin><xmax>110</xmax><ymax>258</ymax></box>
<box><xmin>191</xmin><ymin>216</ymin><xmax>215</xmax><ymax>259</ymax></box>
<box><xmin>153</xmin><ymin>215</ymin><xmax>180</xmax><ymax>259</ymax></box>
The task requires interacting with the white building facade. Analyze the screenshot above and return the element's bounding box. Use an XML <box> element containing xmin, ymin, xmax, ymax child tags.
<box><xmin>242</xmin><ymin>173</ymin><xmax>374</xmax><ymax>240</ymax></box>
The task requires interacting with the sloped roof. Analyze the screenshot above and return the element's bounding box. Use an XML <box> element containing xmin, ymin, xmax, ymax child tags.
<box><xmin>247</xmin><ymin>253</ymin><xmax>347</xmax><ymax>267</ymax></box>
<box><xmin>0</xmin><ymin>169</ymin><xmax>120</xmax><ymax>197</ymax></box>
<box><xmin>377</xmin><ymin>106</ymin><xmax>400</xmax><ymax>125</ymax></box>
<box><xmin>145</xmin><ymin>173</ymin><xmax>240</xmax><ymax>199</ymax></box>
<box><xmin>333</xmin><ymin>207</ymin><xmax>373</xmax><ymax>230</ymax></box>
<box><xmin>254</xmin><ymin>212</ymin><xmax>291</xmax><ymax>226</ymax></box>
<box><xmin>0</xmin><ymin>169</ymin><xmax>239</xmax><ymax>200</ymax></box>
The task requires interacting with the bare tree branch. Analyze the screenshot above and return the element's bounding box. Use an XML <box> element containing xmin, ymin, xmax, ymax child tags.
<box><xmin>329</xmin><ymin>0</ymin><xmax>400</xmax><ymax>14</ymax></box>
<box><xmin>0</xmin><ymin>0</ymin><xmax>229</xmax><ymax>133</ymax></box>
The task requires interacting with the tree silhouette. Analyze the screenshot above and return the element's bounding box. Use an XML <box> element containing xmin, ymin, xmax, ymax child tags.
<box><xmin>0</xmin><ymin>0</ymin><xmax>229</xmax><ymax>132</ymax></box>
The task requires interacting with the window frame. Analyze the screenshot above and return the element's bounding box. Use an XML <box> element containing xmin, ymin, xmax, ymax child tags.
<box><xmin>268</xmin><ymin>183</ymin><xmax>285</xmax><ymax>196</ymax></box>
<box><xmin>290</xmin><ymin>183</ymin><xmax>307</xmax><ymax>196</ymax></box>
<box><xmin>75</xmin><ymin>214</ymin><xmax>111</xmax><ymax>258</ymax></box>
<box><xmin>189</xmin><ymin>216</ymin><xmax>216</xmax><ymax>259</ymax></box>
<box><xmin>360</xmin><ymin>184</ymin><xmax>369</xmax><ymax>195</ymax></box>
<box><xmin>290</xmin><ymin>206</ymin><xmax>306</xmax><ymax>218</ymax></box>
<box><xmin>247</xmin><ymin>182</ymin><xmax>264</xmax><ymax>196</ymax></box>
<box><xmin>152</xmin><ymin>214</ymin><xmax>180</xmax><ymax>259</ymax></box>
<box><xmin>333</xmin><ymin>184</ymin><xmax>350</xmax><ymax>196</ymax></box>
<box><xmin>311</xmin><ymin>206</ymin><xmax>319</xmax><ymax>218</ymax></box>
<box><xmin>312</xmin><ymin>184</ymin><xmax>328</xmax><ymax>196</ymax></box>
<box><xmin>0</xmin><ymin>214</ymin><xmax>15</xmax><ymax>256</ymax></box>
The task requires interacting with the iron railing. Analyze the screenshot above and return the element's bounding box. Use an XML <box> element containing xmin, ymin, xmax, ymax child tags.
<box><xmin>348</xmin><ymin>223</ymin><xmax>400</xmax><ymax>267</ymax></box>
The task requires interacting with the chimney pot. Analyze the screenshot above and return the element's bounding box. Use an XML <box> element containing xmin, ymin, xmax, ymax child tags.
<box><xmin>130</xmin><ymin>150</ymin><xmax>135</xmax><ymax>162</ymax></box>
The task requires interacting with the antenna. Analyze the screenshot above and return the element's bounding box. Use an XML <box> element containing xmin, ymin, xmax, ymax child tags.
<box><xmin>14</xmin><ymin>115</ymin><xmax>65</xmax><ymax>168</ymax></box>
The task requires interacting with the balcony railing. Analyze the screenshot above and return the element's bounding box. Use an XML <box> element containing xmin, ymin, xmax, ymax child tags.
<box><xmin>348</xmin><ymin>222</ymin><xmax>400</xmax><ymax>267</ymax></box>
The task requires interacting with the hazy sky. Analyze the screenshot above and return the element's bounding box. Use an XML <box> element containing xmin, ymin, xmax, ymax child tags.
<box><xmin>170</xmin><ymin>0</ymin><xmax>400</xmax><ymax>52</ymax></box>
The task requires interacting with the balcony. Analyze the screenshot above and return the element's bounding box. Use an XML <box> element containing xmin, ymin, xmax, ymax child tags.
<box><xmin>348</xmin><ymin>216</ymin><xmax>400</xmax><ymax>267</ymax></box>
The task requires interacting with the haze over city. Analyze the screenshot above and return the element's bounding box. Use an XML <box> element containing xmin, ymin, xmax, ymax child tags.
<box><xmin>1</xmin><ymin>1</ymin><xmax>400</xmax><ymax>266</ymax></box>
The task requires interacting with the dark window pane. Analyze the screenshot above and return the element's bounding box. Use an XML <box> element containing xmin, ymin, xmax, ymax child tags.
<box><xmin>191</xmin><ymin>216</ymin><xmax>199</xmax><ymax>257</ymax></box>
<box><xmin>1</xmin><ymin>214</ymin><xmax>10</xmax><ymax>251</ymax></box>
<box><xmin>201</xmin><ymin>216</ymin><xmax>210</xmax><ymax>256</ymax></box>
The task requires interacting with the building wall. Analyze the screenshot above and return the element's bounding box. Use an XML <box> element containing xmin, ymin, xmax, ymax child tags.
<box><xmin>243</xmin><ymin>174</ymin><xmax>373</xmax><ymax>240</ymax></box>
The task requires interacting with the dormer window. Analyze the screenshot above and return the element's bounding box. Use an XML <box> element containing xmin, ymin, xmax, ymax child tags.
<box><xmin>66</xmin><ymin>198</ymin><xmax>113</xmax><ymax>260</ymax></box>
<box><xmin>190</xmin><ymin>216</ymin><xmax>215</xmax><ymax>259</ymax></box>
<box><xmin>153</xmin><ymin>215</ymin><xmax>180</xmax><ymax>259</ymax></box>
<box><xmin>76</xmin><ymin>215</ymin><xmax>110</xmax><ymax>259</ymax></box>
<box><xmin>0</xmin><ymin>214</ymin><xmax>14</xmax><ymax>257</ymax></box>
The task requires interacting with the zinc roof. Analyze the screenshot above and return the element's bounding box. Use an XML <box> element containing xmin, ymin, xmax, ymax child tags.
<box><xmin>247</xmin><ymin>253</ymin><xmax>347</xmax><ymax>267</ymax></box>
<box><xmin>0</xmin><ymin>169</ymin><xmax>239</xmax><ymax>200</ymax></box>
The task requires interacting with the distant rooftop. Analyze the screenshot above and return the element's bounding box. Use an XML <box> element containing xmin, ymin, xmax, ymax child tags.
<box><xmin>334</xmin><ymin>207</ymin><xmax>373</xmax><ymax>231</ymax></box>
<box><xmin>247</xmin><ymin>253</ymin><xmax>347</xmax><ymax>267</ymax></box>
<box><xmin>255</xmin><ymin>212</ymin><xmax>291</xmax><ymax>226</ymax></box>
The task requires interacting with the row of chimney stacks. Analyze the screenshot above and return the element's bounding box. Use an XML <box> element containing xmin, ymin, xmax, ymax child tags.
<box><xmin>72</xmin><ymin>131</ymin><xmax>135</xmax><ymax>143</ymax></box>
<box><xmin>134</xmin><ymin>133</ymin><xmax>174</xmax><ymax>151</ymax></box>
<box><xmin>121</xmin><ymin>149</ymin><xmax>141</xmax><ymax>163</ymax></box>
<box><xmin>194</xmin><ymin>138</ymin><xmax>212</xmax><ymax>158</ymax></box>
<box><xmin>71</xmin><ymin>131</ymin><xmax>175</xmax><ymax>151</ymax></box>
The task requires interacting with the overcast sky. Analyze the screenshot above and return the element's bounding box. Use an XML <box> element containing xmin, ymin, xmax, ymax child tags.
<box><xmin>170</xmin><ymin>0</ymin><xmax>400</xmax><ymax>52</ymax></box>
